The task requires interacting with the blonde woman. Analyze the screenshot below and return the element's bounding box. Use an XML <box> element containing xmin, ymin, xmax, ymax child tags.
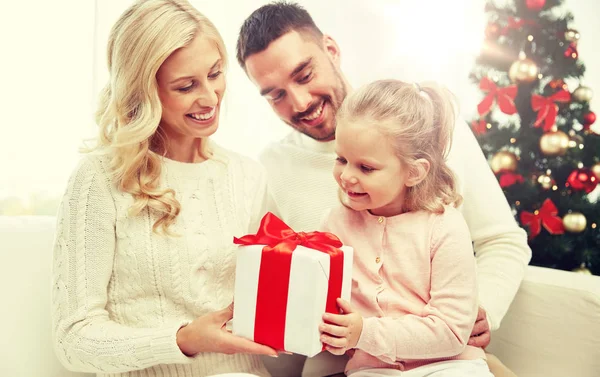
<box><xmin>52</xmin><ymin>1</ymin><xmax>276</xmax><ymax>376</ymax></box>
<box><xmin>319</xmin><ymin>80</ymin><xmax>494</xmax><ymax>377</ymax></box>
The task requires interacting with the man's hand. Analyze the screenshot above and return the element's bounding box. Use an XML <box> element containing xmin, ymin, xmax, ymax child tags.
<box><xmin>319</xmin><ymin>298</ymin><xmax>363</xmax><ymax>355</ymax></box>
<box><xmin>468</xmin><ymin>306</ymin><xmax>491</xmax><ymax>348</ymax></box>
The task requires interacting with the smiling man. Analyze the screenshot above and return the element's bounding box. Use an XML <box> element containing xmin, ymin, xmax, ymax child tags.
<box><xmin>236</xmin><ymin>3</ymin><xmax>529</xmax><ymax>377</ymax></box>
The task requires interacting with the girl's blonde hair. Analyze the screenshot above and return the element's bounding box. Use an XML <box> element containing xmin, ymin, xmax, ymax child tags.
<box><xmin>90</xmin><ymin>0</ymin><xmax>227</xmax><ymax>234</ymax></box>
<box><xmin>337</xmin><ymin>79</ymin><xmax>462</xmax><ymax>214</ymax></box>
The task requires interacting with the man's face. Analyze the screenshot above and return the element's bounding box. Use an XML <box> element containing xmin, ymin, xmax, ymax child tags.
<box><xmin>244</xmin><ymin>31</ymin><xmax>348</xmax><ymax>141</ymax></box>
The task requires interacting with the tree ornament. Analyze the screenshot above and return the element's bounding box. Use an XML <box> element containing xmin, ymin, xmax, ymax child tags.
<box><xmin>539</xmin><ymin>130</ymin><xmax>569</xmax><ymax>156</ymax></box>
<box><xmin>477</xmin><ymin>77</ymin><xmax>518</xmax><ymax>116</ymax></box>
<box><xmin>563</xmin><ymin>212</ymin><xmax>587</xmax><ymax>233</ymax></box>
<box><xmin>582</xmin><ymin>111</ymin><xmax>596</xmax><ymax>129</ymax></box>
<box><xmin>572</xmin><ymin>86</ymin><xmax>593</xmax><ymax>102</ymax></box>
<box><xmin>520</xmin><ymin>199</ymin><xmax>564</xmax><ymax>239</ymax></box>
<box><xmin>545</xmin><ymin>79</ymin><xmax>568</xmax><ymax>92</ymax></box>
<box><xmin>564</xmin><ymin>42</ymin><xmax>578</xmax><ymax>59</ymax></box>
<box><xmin>591</xmin><ymin>162</ymin><xmax>600</xmax><ymax>180</ymax></box>
<box><xmin>564</xmin><ymin>29</ymin><xmax>581</xmax><ymax>44</ymax></box>
<box><xmin>509</xmin><ymin>58</ymin><xmax>539</xmax><ymax>83</ymax></box>
<box><xmin>526</xmin><ymin>0</ymin><xmax>546</xmax><ymax>11</ymax></box>
<box><xmin>566</xmin><ymin>168</ymin><xmax>598</xmax><ymax>193</ymax></box>
<box><xmin>572</xmin><ymin>263</ymin><xmax>592</xmax><ymax>275</ymax></box>
<box><xmin>537</xmin><ymin>174</ymin><xmax>555</xmax><ymax>190</ymax></box>
<box><xmin>531</xmin><ymin>90</ymin><xmax>571</xmax><ymax>131</ymax></box>
<box><xmin>490</xmin><ymin>151</ymin><xmax>518</xmax><ymax>174</ymax></box>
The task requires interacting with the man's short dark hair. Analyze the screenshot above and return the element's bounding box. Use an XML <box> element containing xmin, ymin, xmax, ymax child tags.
<box><xmin>236</xmin><ymin>1</ymin><xmax>323</xmax><ymax>69</ymax></box>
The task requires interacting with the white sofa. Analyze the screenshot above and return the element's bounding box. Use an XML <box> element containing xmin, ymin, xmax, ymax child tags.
<box><xmin>1</xmin><ymin>215</ymin><xmax>599</xmax><ymax>377</ymax></box>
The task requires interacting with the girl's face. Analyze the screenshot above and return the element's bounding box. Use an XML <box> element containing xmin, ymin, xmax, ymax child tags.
<box><xmin>156</xmin><ymin>34</ymin><xmax>226</xmax><ymax>158</ymax></box>
<box><xmin>333</xmin><ymin>119</ymin><xmax>412</xmax><ymax>217</ymax></box>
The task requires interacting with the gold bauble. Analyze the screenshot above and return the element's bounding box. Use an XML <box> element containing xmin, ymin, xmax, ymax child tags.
<box><xmin>565</xmin><ymin>29</ymin><xmax>581</xmax><ymax>43</ymax></box>
<box><xmin>572</xmin><ymin>86</ymin><xmax>594</xmax><ymax>102</ymax></box>
<box><xmin>490</xmin><ymin>151</ymin><xmax>518</xmax><ymax>174</ymax></box>
<box><xmin>509</xmin><ymin>58</ymin><xmax>539</xmax><ymax>83</ymax></box>
<box><xmin>563</xmin><ymin>212</ymin><xmax>587</xmax><ymax>233</ymax></box>
<box><xmin>572</xmin><ymin>263</ymin><xmax>592</xmax><ymax>275</ymax></box>
<box><xmin>539</xmin><ymin>130</ymin><xmax>569</xmax><ymax>156</ymax></box>
<box><xmin>591</xmin><ymin>162</ymin><xmax>600</xmax><ymax>180</ymax></box>
<box><xmin>537</xmin><ymin>174</ymin><xmax>554</xmax><ymax>190</ymax></box>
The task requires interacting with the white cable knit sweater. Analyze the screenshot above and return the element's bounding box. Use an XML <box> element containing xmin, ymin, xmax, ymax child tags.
<box><xmin>52</xmin><ymin>146</ymin><xmax>271</xmax><ymax>377</ymax></box>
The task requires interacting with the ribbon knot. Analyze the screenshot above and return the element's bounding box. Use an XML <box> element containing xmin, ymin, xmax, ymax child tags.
<box><xmin>531</xmin><ymin>90</ymin><xmax>571</xmax><ymax>131</ymax></box>
<box><xmin>295</xmin><ymin>231</ymin><xmax>308</xmax><ymax>243</ymax></box>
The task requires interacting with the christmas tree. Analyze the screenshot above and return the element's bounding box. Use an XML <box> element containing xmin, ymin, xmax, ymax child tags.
<box><xmin>470</xmin><ymin>0</ymin><xmax>599</xmax><ymax>275</ymax></box>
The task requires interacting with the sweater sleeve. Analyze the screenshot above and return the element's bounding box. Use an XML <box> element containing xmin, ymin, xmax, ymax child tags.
<box><xmin>51</xmin><ymin>156</ymin><xmax>192</xmax><ymax>373</ymax></box>
<box><xmin>355</xmin><ymin>209</ymin><xmax>478</xmax><ymax>362</ymax></box>
<box><xmin>454</xmin><ymin>121</ymin><xmax>532</xmax><ymax>331</ymax></box>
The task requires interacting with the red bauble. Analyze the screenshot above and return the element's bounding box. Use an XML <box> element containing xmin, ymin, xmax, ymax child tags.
<box><xmin>526</xmin><ymin>0</ymin><xmax>546</xmax><ymax>11</ymax></box>
<box><xmin>583</xmin><ymin>111</ymin><xmax>596</xmax><ymax>129</ymax></box>
<box><xmin>566</xmin><ymin>168</ymin><xmax>599</xmax><ymax>193</ymax></box>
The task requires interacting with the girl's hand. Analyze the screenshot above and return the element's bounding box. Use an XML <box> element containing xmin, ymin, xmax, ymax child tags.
<box><xmin>176</xmin><ymin>303</ymin><xmax>278</xmax><ymax>357</ymax></box>
<box><xmin>319</xmin><ymin>298</ymin><xmax>363</xmax><ymax>355</ymax></box>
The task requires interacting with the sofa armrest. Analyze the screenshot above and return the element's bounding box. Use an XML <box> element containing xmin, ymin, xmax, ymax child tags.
<box><xmin>487</xmin><ymin>265</ymin><xmax>600</xmax><ymax>377</ymax></box>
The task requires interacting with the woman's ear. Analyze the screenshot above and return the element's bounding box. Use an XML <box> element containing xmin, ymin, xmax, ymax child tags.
<box><xmin>406</xmin><ymin>159</ymin><xmax>430</xmax><ymax>187</ymax></box>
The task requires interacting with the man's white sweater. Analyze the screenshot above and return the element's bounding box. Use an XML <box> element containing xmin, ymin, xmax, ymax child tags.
<box><xmin>259</xmin><ymin>120</ymin><xmax>531</xmax><ymax>332</ymax></box>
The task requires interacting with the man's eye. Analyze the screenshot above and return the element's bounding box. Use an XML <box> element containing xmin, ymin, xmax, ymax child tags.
<box><xmin>298</xmin><ymin>72</ymin><xmax>313</xmax><ymax>83</ymax></box>
<box><xmin>271</xmin><ymin>91</ymin><xmax>285</xmax><ymax>102</ymax></box>
<box><xmin>336</xmin><ymin>157</ymin><xmax>347</xmax><ymax>164</ymax></box>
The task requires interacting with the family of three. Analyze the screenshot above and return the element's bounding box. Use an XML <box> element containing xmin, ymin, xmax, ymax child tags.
<box><xmin>51</xmin><ymin>1</ymin><xmax>531</xmax><ymax>377</ymax></box>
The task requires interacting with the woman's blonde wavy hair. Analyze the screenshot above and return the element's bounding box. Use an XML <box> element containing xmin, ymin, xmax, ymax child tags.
<box><xmin>336</xmin><ymin>79</ymin><xmax>462</xmax><ymax>214</ymax></box>
<box><xmin>90</xmin><ymin>0</ymin><xmax>227</xmax><ymax>234</ymax></box>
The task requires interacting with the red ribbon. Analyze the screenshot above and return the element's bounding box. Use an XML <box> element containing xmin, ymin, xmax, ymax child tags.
<box><xmin>498</xmin><ymin>172</ymin><xmax>524</xmax><ymax>188</ymax></box>
<box><xmin>519</xmin><ymin>199</ymin><xmax>565</xmax><ymax>239</ymax></box>
<box><xmin>477</xmin><ymin>77</ymin><xmax>518</xmax><ymax>116</ymax></box>
<box><xmin>500</xmin><ymin>17</ymin><xmax>536</xmax><ymax>35</ymax></box>
<box><xmin>471</xmin><ymin>119</ymin><xmax>488</xmax><ymax>135</ymax></box>
<box><xmin>531</xmin><ymin>90</ymin><xmax>571</xmax><ymax>131</ymax></box>
<box><xmin>233</xmin><ymin>212</ymin><xmax>344</xmax><ymax>351</ymax></box>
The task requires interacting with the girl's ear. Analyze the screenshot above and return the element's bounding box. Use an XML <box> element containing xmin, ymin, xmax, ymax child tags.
<box><xmin>406</xmin><ymin>158</ymin><xmax>430</xmax><ymax>187</ymax></box>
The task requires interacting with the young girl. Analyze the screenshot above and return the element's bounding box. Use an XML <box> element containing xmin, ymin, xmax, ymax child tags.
<box><xmin>318</xmin><ymin>80</ymin><xmax>493</xmax><ymax>377</ymax></box>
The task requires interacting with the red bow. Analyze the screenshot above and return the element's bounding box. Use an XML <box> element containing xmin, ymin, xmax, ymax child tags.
<box><xmin>471</xmin><ymin>119</ymin><xmax>488</xmax><ymax>135</ymax></box>
<box><xmin>500</xmin><ymin>17</ymin><xmax>536</xmax><ymax>35</ymax></box>
<box><xmin>233</xmin><ymin>212</ymin><xmax>344</xmax><ymax>351</ymax></box>
<box><xmin>531</xmin><ymin>90</ymin><xmax>571</xmax><ymax>131</ymax></box>
<box><xmin>499</xmin><ymin>172</ymin><xmax>524</xmax><ymax>188</ymax></box>
<box><xmin>519</xmin><ymin>199</ymin><xmax>564</xmax><ymax>239</ymax></box>
<box><xmin>477</xmin><ymin>77</ymin><xmax>518</xmax><ymax>116</ymax></box>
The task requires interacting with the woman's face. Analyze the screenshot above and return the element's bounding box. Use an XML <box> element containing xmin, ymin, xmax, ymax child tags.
<box><xmin>156</xmin><ymin>34</ymin><xmax>225</xmax><ymax>156</ymax></box>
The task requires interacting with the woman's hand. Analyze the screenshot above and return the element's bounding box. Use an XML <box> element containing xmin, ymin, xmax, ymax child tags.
<box><xmin>319</xmin><ymin>298</ymin><xmax>363</xmax><ymax>355</ymax></box>
<box><xmin>176</xmin><ymin>303</ymin><xmax>278</xmax><ymax>357</ymax></box>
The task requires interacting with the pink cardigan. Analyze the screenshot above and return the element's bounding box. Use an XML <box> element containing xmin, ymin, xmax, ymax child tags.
<box><xmin>322</xmin><ymin>205</ymin><xmax>485</xmax><ymax>373</ymax></box>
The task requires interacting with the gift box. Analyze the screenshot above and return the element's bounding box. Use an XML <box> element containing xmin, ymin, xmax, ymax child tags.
<box><xmin>232</xmin><ymin>212</ymin><xmax>353</xmax><ymax>357</ymax></box>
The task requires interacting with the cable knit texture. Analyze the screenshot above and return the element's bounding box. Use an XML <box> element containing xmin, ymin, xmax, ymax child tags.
<box><xmin>52</xmin><ymin>145</ymin><xmax>271</xmax><ymax>377</ymax></box>
<box><xmin>259</xmin><ymin>120</ymin><xmax>531</xmax><ymax>331</ymax></box>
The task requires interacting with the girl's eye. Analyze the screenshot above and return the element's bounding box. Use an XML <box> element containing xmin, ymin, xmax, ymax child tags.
<box><xmin>336</xmin><ymin>157</ymin><xmax>347</xmax><ymax>164</ymax></box>
<box><xmin>361</xmin><ymin>165</ymin><xmax>374</xmax><ymax>172</ymax></box>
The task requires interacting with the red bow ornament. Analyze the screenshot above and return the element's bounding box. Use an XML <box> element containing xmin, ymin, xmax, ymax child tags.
<box><xmin>519</xmin><ymin>199</ymin><xmax>565</xmax><ymax>239</ymax></box>
<box><xmin>531</xmin><ymin>90</ymin><xmax>571</xmax><ymax>131</ymax></box>
<box><xmin>232</xmin><ymin>212</ymin><xmax>352</xmax><ymax>356</ymax></box>
<box><xmin>477</xmin><ymin>77</ymin><xmax>518</xmax><ymax>116</ymax></box>
<box><xmin>499</xmin><ymin>172</ymin><xmax>524</xmax><ymax>188</ymax></box>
